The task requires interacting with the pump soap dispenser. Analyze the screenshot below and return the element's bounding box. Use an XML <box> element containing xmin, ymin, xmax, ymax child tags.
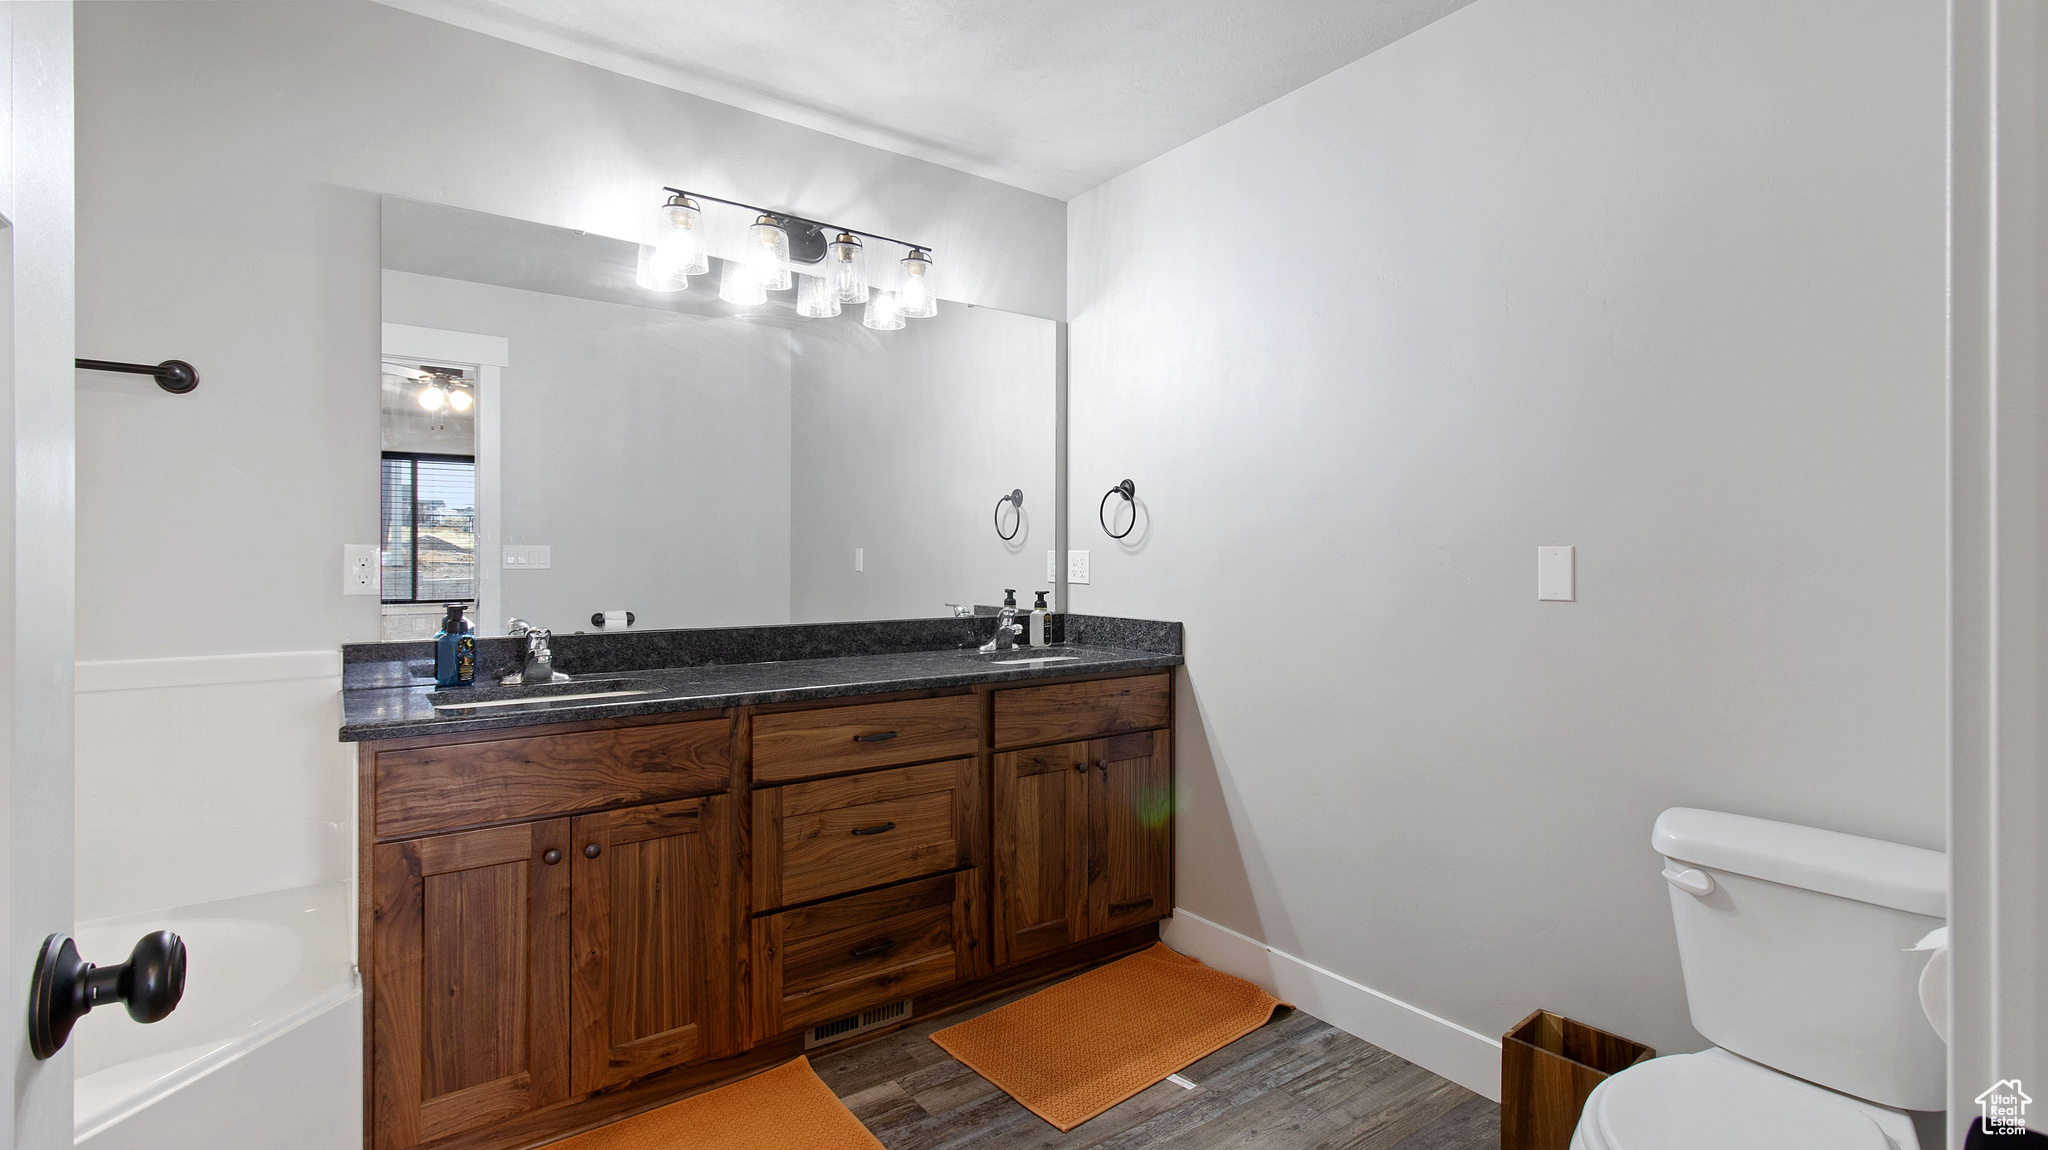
<box><xmin>434</xmin><ymin>604</ymin><xmax>477</xmax><ymax>687</ymax></box>
<box><xmin>1029</xmin><ymin>590</ymin><xmax>1051</xmax><ymax>647</ymax></box>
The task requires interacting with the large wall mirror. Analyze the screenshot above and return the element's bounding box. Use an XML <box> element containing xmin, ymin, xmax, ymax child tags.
<box><xmin>378</xmin><ymin>197</ymin><xmax>1058</xmax><ymax>640</ymax></box>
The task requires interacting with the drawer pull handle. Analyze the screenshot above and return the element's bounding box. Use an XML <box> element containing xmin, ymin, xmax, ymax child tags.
<box><xmin>584</xmin><ymin>843</ymin><xmax>602</xmax><ymax>860</ymax></box>
<box><xmin>542</xmin><ymin>849</ymin><xmax>563</xmax><ymax>866</ymax></box>
<box><xmin>853</xmin><ymin>731</ymin><xmax>899</xmax><ymax>743</ymax></box>
<box><xmin>851</xmin><ymin>822</ymin><xmax>897</xmax><ymax>837</ymax></box>
<box><xmin>849</xmin><ymin>938</ymin><xmax>896</xmax><ymax>959</ymax></box>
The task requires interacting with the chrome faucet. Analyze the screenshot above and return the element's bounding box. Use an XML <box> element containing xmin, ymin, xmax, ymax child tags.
<box><xmin>978</xmin><ymin>590</ymin><xmax>1024</xmax><ymax>653</ymax></box>
<box><xmin>502</xmin><ymin>624</ymin><xmax>561</xmax><ymax>684</ymax></box>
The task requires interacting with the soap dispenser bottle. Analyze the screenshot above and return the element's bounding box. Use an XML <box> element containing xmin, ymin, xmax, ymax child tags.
<box><xmin>434</xmin><ymin>604</ymin><xmax>477</xmax><ymax>688</ymax></box>
<box><xmin>1029</xmin><ymin>590</ymin><xmax>1051</xmax><ymax>647</ymax></box>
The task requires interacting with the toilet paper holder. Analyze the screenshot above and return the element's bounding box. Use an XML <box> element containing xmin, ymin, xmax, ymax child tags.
<box><xmin>590</xmin><ymin>611</ymin><xmax>637</xmax><ymax>629</ymax></box>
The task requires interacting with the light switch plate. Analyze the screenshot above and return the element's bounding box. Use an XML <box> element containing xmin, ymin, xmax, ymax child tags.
<box><xmin>503</xmin><ymin>545</ymin><xmax>552</xmax><ymax>570</ymax></box>
<box><xmin>1537</xmin><ymin>546</ymin><xmax>1575</xmax><ymax>601</ymax></box>
<box><xmin>1067</xmin><ymin>549</ymin><xmax>1091</xmax><ymax>585</ymax></box>
<box><xmin>343</xmin><ymin>544</ymin><xmax>380</xmax><ymax>596</ymax></box>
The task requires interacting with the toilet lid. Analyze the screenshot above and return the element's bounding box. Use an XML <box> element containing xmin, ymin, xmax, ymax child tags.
<box><xmin>1585</xmin><ymin>1054</ymin><xmax>1891</xmax><ymax>1150</ymax></box>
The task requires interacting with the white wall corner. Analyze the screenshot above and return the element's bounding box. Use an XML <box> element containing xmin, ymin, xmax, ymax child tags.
<box><xmin>1162</xmin><ymin>909</ymin><xmax>1504</xmax><ymax>1101</ymax></box>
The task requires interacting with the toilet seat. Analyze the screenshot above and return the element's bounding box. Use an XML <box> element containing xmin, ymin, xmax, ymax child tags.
<box><xmin>1571</xmin><ymin>1051</ymin><xmax>1892</xmax><ymax>1150</ymax></box>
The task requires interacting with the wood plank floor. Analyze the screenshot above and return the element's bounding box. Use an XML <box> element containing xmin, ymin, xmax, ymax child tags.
<box><xmin>809</xmin><ymin>982</ymin><xmax>1501</xmax><ymax>1150</ymax></box>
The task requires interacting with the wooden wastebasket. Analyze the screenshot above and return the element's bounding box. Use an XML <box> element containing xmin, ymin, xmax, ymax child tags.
<box><xmin>1501</xmin><ymin>1010</ymin><xmax>1654</xmax><ymax>1150</ymax></box>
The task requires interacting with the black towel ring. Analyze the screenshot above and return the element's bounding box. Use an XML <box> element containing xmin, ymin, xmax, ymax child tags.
<box><xmin>994</xmin><ymin>489</ymin><xmax>1024</xmax><ymax>541</ymax></box>
<box><xmin>1100</xmin><ymin>479</ymin><xmax>1137</xmax><ymax>539</ymax></box>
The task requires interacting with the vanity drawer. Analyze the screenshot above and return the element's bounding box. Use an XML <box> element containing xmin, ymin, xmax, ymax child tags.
<box><xmin>992</xmin><ymin>673</ymin><xmax>1169</xmax><ymax>750</ymax></box>
<box><xmin>374</xmin><ymin>717</ymin><xmax>731</xmax><ymax>839</ymax></box>
<box><xmin>751</xmin><ymin>870</ymin><xmax>980</xmax><ymax>1039</ymax></box>
<box><xmin>754</xmin><ymin>759</ymin><xmax>978</xmax><ymax>911</ymax></box>
<box><xmin>752</xmin><ymin>694</ymin><xmax>980</xmax><ymax>783</ymax></box>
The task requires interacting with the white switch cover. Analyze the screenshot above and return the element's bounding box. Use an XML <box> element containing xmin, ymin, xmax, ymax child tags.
<box><xmin>343</xmin><ymin>544</ymin><xmax>380</xmax><ymax>596</ymax></box>
<box><xmin>1537</xmin><ymin>546</ymin><xmax>1575</xmax><ymax>601</ymax></box>
<box><xmin>1067</xmin><ymin>549</ymin><xmax>1091</xmax><ymax>585</ymax></box>
<box><xmin>503</xmin><ymin>545</ymin><xmax>552</xmax><ymax>570</ymax></box>
<box><xmin>1047</xmin><ymin>550</ymin><xmax>1058</xmax><ymax>583</ymax></box>
<box><xmin>854</xmin><ymin>547</ymin><xmax>864</xmax><ymax>573</ymax></box>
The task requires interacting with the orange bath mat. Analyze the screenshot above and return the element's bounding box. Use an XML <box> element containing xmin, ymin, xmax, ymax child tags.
<box><xmin>544</xmin><ymin>1056</ymin><xmax>881</xmax><ymax>1150</ymax></box>
<box><xmin>930</xmin><ymin>943</ymin><xmax>1287</xmax><ymax>1131</ymax></box>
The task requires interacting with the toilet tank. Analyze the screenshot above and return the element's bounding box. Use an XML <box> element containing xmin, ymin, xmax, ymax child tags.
<box><xmin>1652</xmin><ymin>808</ymin><xmax>1946</xmax><ymax>1112</ymax></box>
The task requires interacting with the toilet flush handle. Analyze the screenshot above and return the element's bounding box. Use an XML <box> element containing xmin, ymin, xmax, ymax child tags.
<box><xmin>1662</xmin><ymin>863</ymin><xmax>1715</xmax><ymax>897</ymax></box>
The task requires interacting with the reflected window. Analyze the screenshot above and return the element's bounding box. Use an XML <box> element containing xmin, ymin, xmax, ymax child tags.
<box><xmin>380</xmin><ymin>452</ymin><xmax>476</xmax><ymax>603</ymax></box>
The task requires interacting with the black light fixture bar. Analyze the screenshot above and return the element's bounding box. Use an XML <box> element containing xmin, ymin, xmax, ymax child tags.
<box><xmin>661</xmin><ymin>187</ymin><xmax>932</xmax><ymax>254</ymax></box>
<box><xmin>76</xmin><ymin>358</ymin><xmax>198</xmax><ymax>394</ymax></box>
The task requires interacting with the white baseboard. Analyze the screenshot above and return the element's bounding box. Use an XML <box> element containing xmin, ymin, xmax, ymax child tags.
<box><xmin>1161</xmin><ymin>908</ymin><xmax>1503</xmax><ymax>1101</ymax></box>
<box><xmin>75</xmin><ymin>650</ymin><xmax>343</xmax><ymax>692</ymax></box>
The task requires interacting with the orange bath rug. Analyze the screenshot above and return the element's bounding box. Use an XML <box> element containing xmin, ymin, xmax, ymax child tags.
<box><xmin>930</xmin><ymin>942</ymin><xmax>1288</xmax><ymax>1131</ymax></box>
<box><xmin>543</xmin><ymin>1056</ymin><xmax>881</xmax><ymax>1150</ymax></box>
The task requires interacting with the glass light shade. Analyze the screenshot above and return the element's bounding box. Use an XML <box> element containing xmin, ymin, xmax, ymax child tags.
<box><xmin>795</xmin><ymin>274</ymin><xmax>841</xmax><ymax>318</ymax></box>
<box><xmin>829</xmin><ymin>233</ymin><xmax>868</xmax><ymax>303</ymax></box>
<box><xmin>898</xmin><ymin>249</ymin><xmax>937</xmax><ymax>318</ymax></box>
<box><xmin>718</xmin><ymin>259</ymin><xmax>766</xmax><ymax>306</ymax></box>
<box><xmin>634</xmin><ymin>196</ymin><xmax>706</xmax><ymax>291</ymax></box>
<box><xmin>418</xmin><ymin>382</ymin><xmax>447</xmax><ymax>411</ymax></box>
<box><xmin>446</xmin><ymin>387</ymin><xmax>474</xmax><ymax>413</ymax></box>
<box><xmin>745</xmin><ymin>216</ymin><xmax>792</xmax><ymax>291</ymax></box>
<box><xmin>863</xmin><ymin>289</ymin><xmax>905</xmax><ymax>331</ymax></box>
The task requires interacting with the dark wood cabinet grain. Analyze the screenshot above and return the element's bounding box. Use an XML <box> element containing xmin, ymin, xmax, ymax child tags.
<box><xmin>752</xmin><ymin>694</ymin><xmax>979</xmax><ymax>783</ymax></box>
<box><xmin>992</xmin><ymin>673</ymin><xmax>1170</xmax><ymax>749</ymax></box>
<box><xmin>753</xmin><ymin>758</ymin><xmax>979</xmax><ymax>910</ymax></box>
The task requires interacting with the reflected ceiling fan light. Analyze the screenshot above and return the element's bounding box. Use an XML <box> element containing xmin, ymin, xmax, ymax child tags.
<box><xmin>863</xmin><ymin>289</ymin><xmax>905</xmax><ymax>331</ymax></box>
<box><xmin>829</xmin><ymin>233</ymin><xmax>868</xmax><ymax>303</ymax></box>
<box><xmin>745</xmin><ymin>215</ymin><xmax>792</xmax><ymax>291</ymax></box>
<box><xmin>795</xmin><ymin>273</ymin><xmax>840</xmax><ymax>318</ymax></box>
<box><xmin>718</xmin><ymin>258</ymin><xmax>767</xmax><ymax>306</ymax></box>
<box><xmin>897</xmin><ymin>249</ymin><xmax>937</xmax><ymax>318</ymax></box>
<box><xmin>446</xmin><ymin>387</ymin><xmax>474</xmax><ymax>413</ymax></box>
<box><xmin>417</xmin><ymin>381</ymin><xmax>447</xmax><ymax>411</ymax></box>
<box><xmin>635</xmin><ymin>193</ymin><xmax>708</xmax><ymax>291</ymax></box>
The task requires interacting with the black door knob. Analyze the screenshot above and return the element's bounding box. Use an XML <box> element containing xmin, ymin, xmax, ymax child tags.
<box><xmin>584</xmin><ymin>843</ymin><xmax>602</xmax><ymax>859</ymax></box>
<box><xmin>29</xmin><ymin>930</ymin><xmax>186</xmax><ymax>1060</ymax></box>
<box><xmin>542</xmin><ymin>849</ymin><xmax>562</xmax><ymax>865</ymax></box>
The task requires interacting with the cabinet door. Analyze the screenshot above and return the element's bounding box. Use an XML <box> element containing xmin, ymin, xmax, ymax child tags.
<box><xmin>570</xmin><ymin>794</ymin><xmax>735</xmax><ymax>1094</ymax></box>
<box><xmin>1087</xmin><ymin>729</ymin><xmax>1172</xmax><ymax>936</ymax></box>
<box><xmin>992</xmin><ymin>741</ymin><xmax>1090</xmax><ymax>966</ymax></box>
<box><xmin>371</xmin><ymin>819</ymin><xmax>572</xmax><ymax>1150</ymax></box>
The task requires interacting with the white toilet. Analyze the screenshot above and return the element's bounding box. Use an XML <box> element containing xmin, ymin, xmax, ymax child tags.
<box><xmin>1571</xmin><ymin>807</ymin><xmax>1946</xmax><ymax>1150</ymax></box>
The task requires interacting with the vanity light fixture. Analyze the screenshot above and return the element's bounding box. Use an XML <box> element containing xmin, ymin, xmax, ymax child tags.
<box><xmin>648</xmin><ymin>188</ymin><xmax>935</xmax><ymax>326</ymax></box>
<box><xmin>745</xmin><ymin>215</ymin><xmax>793</xmax><ymax>291</ymax></box>
<box><xmin>634</xmin><ymin>192</ymin><xmax>708</xmax><ymax>291</ymax></box>
<box><xmin>718</xmin><ymin>258</ymin><xmax>767</xmax><ymax>306</ymax></box>
<box><xmin>897</xmin><ymin>249</ymin><xmax>937</xmax><ymax>318</ymax></box>
<box><xmin>795</xmin><ymin>273</ymin><xmax>840</xmax><ymax>318</ymax></box>
<box><xmin>829</xmin><ymin>233</ymin><xmax>868</xmax><ymax>303</ymax></box>
<box><xmin>863</xmin><ymin>289</ymin><xmax>905</xmax><ymax>331</ymax></box>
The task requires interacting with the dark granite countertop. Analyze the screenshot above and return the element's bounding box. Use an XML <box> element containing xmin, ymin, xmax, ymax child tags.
<box><xmin>339</xmin><ymin>614</ymin><xmax>1181</xmax><ymax>742</ymax></box>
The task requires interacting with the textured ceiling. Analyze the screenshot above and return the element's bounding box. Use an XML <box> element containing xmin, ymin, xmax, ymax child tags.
<box><xmin>377</xmin><ymin>0</ymin><xmax>1476</xmax><ymax>199</ymax></box>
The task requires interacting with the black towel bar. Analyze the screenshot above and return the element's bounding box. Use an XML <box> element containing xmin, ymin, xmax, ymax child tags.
<box><xmin>76</xmin><ymin>358</ymin><xmax>198</xmax><ymax>394</ymax></box>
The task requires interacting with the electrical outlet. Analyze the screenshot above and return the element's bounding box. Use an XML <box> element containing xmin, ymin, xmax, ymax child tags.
<box><xmin>1047</xmin><ymin>550</ymin><xmax>1058</xmax><ymax>583</ymax></box>
<box><xmin>1067</xmin><ymin>549</ymin><xmax>1091</xmax><ymax>585</ymax></box>
<box><xmin>343</xmin><ymin>544</ymin><xmax>380</xmax><ymax>596</ymax></box>
<box><xmin>503</xmin><ymin>545</ymin><xmax>552</xmax><ymax>570</ymax></box>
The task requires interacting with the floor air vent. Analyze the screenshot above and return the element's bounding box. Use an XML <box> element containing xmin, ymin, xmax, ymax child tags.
<box><xmin>804</xmin><ymin>999</ymin><xmax>912</xmax><ymax>1050</ymax></box>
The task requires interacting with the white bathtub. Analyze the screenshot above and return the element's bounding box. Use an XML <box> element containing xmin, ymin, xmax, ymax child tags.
<box><xmin>71</xmin><ymin>882</ymin><xmax>361</xmax><ymax>1149</ymax></box>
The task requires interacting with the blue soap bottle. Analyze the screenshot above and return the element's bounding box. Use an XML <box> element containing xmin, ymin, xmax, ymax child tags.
<box><xmin>434</xmin><ymin>604</ymin><xmax>476</xmax><ymax>687</ymax></box>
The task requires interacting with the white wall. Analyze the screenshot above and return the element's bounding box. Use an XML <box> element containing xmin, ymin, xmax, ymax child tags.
<box><xmin>382</xmin><ymin>270</ymin><xmax>792</xmax><ymax>633</ymax></box>
<box><xmin>1069</xmin><ymin>0</ymin><xmax>1947</xmax><ymax>1083</ymax></box>
<box><xmin>789</xmin><ymin>303</ymin><xmax>1057</xmax><ymax>621</ymax></box>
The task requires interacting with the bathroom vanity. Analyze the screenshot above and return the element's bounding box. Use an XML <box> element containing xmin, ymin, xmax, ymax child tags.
<box><xmin>342</xmin><ymin>617</ymin><xmax>1180</xmax><ymax>1150</ymax></box>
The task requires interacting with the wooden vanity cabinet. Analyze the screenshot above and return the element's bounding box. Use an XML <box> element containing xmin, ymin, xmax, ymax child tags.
<box><xmin>990</xmin><ymin>675</ymin><xmax>1173</xmax><ymax>967</ymax></box>
<box><xmin>360</xmin><ymin>671</ymin><xmax>1172</xmax><ymax>1150</ymax></box>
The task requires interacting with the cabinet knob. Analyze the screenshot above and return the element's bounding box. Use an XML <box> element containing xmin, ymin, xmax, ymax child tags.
<box><xmin>584</xmin><ymin>843</ymin><xmax>602</xmax><ymax>859</ymax></box>
<box><xmin>1098</xmin><ymin>760</ymin><xmax>1110</xmax><ymax>773</ymax></box>
<box><xmin>542</xmin><ymin>849</ymin><xmax>562</xmax><ymax>866</ymax></box>
<box><xmin>1073</xmin><ymin>762</ymin><xmax>1087</xmax><ymax>773</ymax></box>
